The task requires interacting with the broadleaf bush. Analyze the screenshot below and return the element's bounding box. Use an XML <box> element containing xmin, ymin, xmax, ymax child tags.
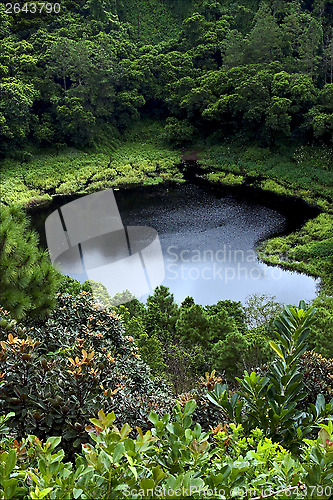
<box><xmin>0</xmin><ymin>293</ymin><xmax>173</xmax><ymax>458</ymax></box>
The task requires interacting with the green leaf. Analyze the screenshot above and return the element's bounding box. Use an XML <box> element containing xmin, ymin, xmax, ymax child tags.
<box><xmin>152</xmin><ymin>466</ymin><xmax>166</xmax><ymax>484</ymax></box>
<box><xmin>113</xmin><ymin>442</ymin><xmax>125</xmax><ymax>463</ymax></box>
<box><xmin>183</xmin><ymin>400</ymin><xmax>196</xmax><ymax>416</ymax></box>
<box><xmin>318</xmin><ymin>427</ymin><xmax>330</xmax><ymax>446</ymax></box>
<box><xmin>206</xmin><ymin>393</ymin><xmax>223</xmax><ymax>408</ymax></box>
<box><xmin>148</xmin><ymin>411</ymin><xmax>159</xmax><ymax>425</ymax></box>
<box><xmin>38</xmin><ymin>487</ymin><xmax>53</xmax><ymax>499</ymax></box>
<box><xmin>5</xmin><ymin>449</ymin><xmax>17</xmax><ymax>477</ymax></box>
<box><xmin>129</xmin><ymin>466</ymin><xmax>138</xmax><ymax>480</ymax></box>
<box><xmin>120</xmin><ymin>423</ymin><xmax>131</xmax><ymax>439</ymax></box>
<box><xmin>316</xmin><ymin>394</ymin><xmax>326</xmax><ymax>414</ymax></box>
<box><xmin>2</xmin><ymin>478</ymin><xmax>18</xmax><ymax>499</ymax></box>
<box><xmin>45</xmin><ymin>436</ymin><xmax>61</xmax><ymax>452</ymax></box>
<box><xmin>99</xmin><ymin>449</ymin><xmax>112</xmax><ymax>470</ymax></box>
<box><xmin>124</xmin><ymin>439</ymin><xmax>135</xmax><ymax>454</ymax></box>
<box><xmin>140</xmin><ymin>478</ymin><xmax>155</xmax><ymax>490</ymax></box>
<box><xmin>269</xmin><ymin>341</ymin><xmax>285</xmax><ymax>360</ymax></box>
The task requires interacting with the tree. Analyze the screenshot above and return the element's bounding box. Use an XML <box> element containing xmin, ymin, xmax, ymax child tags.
<box><xmin>290</xmin><ymin>74</ymin><xmax>317</xmax><ymax>114</ymax></box>
<box><xmin>323</xmin><ymin>28</ymin><xmax>333</xmax><ymax>83</ymax></box>
<box><xmin>83</xmin><ymin>0</ymin><xmax>117</xmax><ymax>24</ymax></box>
<box><xmin>281</xmin><ymin>1</ymin><xmax>305</xmax><ymax>72</ymax></box>
<box><xmin>163</xmin><ymin>117</ymin><xmax>196</xmax><ymax>144</ymax></box>
<box><xmin>233</xmin><ymin>71</ymin><xmax>271</xmax><ymax>126</ymax></box>
<box><xmin>307</xmin><ymin>83</ymin><xmax>333</xmax><ymax>142</ymax></box>
<box><xmin>176</xmin><ymin>302</ymin><xmax>237</xmax><ymax>347</ymax></box>
<box><xmin>221</xmin><ymin>30</ymin><xmax>245</xmax><ymax>69</ymax></box>
<box><xmin>56</xmin><ymin>96</ymin><xmax>96</xmax><ymax>146</ymax></box>
<box><xmin>176</xmin><ymin>304</ymin><xmax>209</xmax><ymax>345</ymax></box>
<box><xmin>205</xmin><ymin>299</ymin><xmax>247</xmax><ymax>333</ymax></box>
<box><xmin>265</xmin><ymin>96</ymin><xmax>292</xmax><ymax>139</ymax></box>
<box><xmin>117</xmin><ymin>307</ymin><xmax>167</xmax><ymax>377</ymax></box>
<box><xmin>46</xmin><ymin>37</ymin><xmax>78</xmax><ymax>91</ymax></box>
<box><xmin>210</xmin><ymin>331</ymin><xmax>248</xmax><ymax>378</ymax></box>
<box><xmin>0</xmin><ymin>4</ymin><xmax>12</xmax><ymax>39</ymax></box>
<box><xmin>244</xmin><ymin>2</ymin><xmax>284</xmax><ymax>64</ymax></box>
<box><xmin>299</xmin><ymin>17</ymin><xmax>323</xmax><ymax>77</ymax></box>
<box><xmin>179</xmin><ymin>296</ymin><xmax>195</xmax><ymax>310</ymax></box>
<box><xmin>0</xmin><ymin>78</ymin><xmax>37</xmax><ymax>141</ymax></box>
<box><xmin>145</xmin><ymin>286</ymin><xmax>179</xmax><ymax>339</ymax></box>
<box><xmin>271</xmin><ymin>71</ymin><xmax>292</xmax><ymax>97</ymax></box>
<box><xmin>181</xmin><ymin>12</ymin><xmax>210</xmax><ymax>48</ymax></box>
<box><xmin>199</xmin><ymin>0</ymin><xmax>224</xmax><ymax>22</ymax></box>
<box><xmin>244</xmin><ymin>294</ymin><xmax>283</xmax><ymax>329</ymax></box>
<box><xmin>228</xmin><ymin>4</ymin><xmax>254</xmax><ymax>34</ymax></box>
<box><xmin>244</xmin><ymin>328</ymin><xmax>274</xmax><ymax>369</ymax></box>
<box><xmin>0</xmin><ymin>205</ymin><xmax>60</xmax><ymax>320</ymax></box>
<box><xmin>207</xmin><ymin>309</ymin><xmax>238</xmax><ymax>344</ymax></box>
<box><xmin>112</xmin><ymin>89</ymin><xmax>145</xmax><ymax>128</ymax></box>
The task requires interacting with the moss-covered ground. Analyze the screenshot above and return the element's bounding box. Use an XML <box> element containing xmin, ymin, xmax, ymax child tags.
<box><xmin>0</xmin><ymin>122</ymin><xmax>182</xmax><ymax>207</ymax></box>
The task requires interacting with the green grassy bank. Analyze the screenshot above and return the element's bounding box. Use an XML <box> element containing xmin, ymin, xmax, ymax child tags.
<box><xmin>200</xmin><ymin>143</ymin><xmax>333</xmax><ymax>211</ymax></box>
<box><xmin>198</xmin><ymin>141</ymin><xmax>333</xmax><ymax>293</ymax></box>
<box><xmin>0</xmin><ymin>123</ymin><xmax>183</xmax><ymax>207</ymax></box>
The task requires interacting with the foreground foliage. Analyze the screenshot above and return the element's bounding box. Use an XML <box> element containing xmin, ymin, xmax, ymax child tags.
<box><xmin>0</xmin><ymin>293</ymin><xmax>173</xmax><ymax>459</ymax></box>
<box><xmin>207</xmin><ymin>301</ymin><xmax>333</xmax><ymax>452</ymax></box>
<box><xmin>1</xmin><ymin>402</ymin><xmax>333</xmax><ymax>498</ymax></box>
<box><xmin>1</xmin><ymin>299</ymin><xmax>333</xmax><ymax>498</ymax></box>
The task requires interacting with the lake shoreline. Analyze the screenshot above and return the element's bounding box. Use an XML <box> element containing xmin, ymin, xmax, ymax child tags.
<box><xmin>28</xmin><ymin>181</ymin><xmax>320</xmax><ymax>306</ymax></box>
<box><xmin>2</xmin><ymin>136</ymin><xmax>332</xmax><ymax>294</ymax></box>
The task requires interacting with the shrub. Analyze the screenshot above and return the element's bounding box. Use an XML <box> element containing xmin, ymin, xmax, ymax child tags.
<box><xmin>163</xmin><ymin>117</ymin><xmax>196</xmax><ymax>144</ymax></box>
<box><xmin>298</xmin><ymin>351</ymin><xmax>333</xmax><ymax>411</ymax></box>
<box><xmin>1</xmin><ymin>404</ymin><xmax>333</xmax><ymax>499</ymax></box>
<box><xmin>0</xmin><ymin>205</ymin><xmax>60</xmax><ymax>320</ymax></box>
<box><xmin>206</xmin><ymin>172</ymin><xmax>244</xmax><ymax>185</ymax></box>
<box><xmin>57</xmin><ymin>275</ymin><xmax>92</xmax><ymax>297</ymax></box>
<box><xmin>210</xmin><ymin>331</ymin><xmax>248</xmax><ymax>379</ymax></box>
<box><xmin>207</xmin><ymin>301</ymin><xmax>333</xmax><ymax>452</ymax></box>
<box><xmin>243</xmin><ymin>293</ymin><xmax>284</xmax><ymax>330</ymax></box>
<box><xmin>0</xmin><ymin>293</ymin><xmax>173</xmax><ymax>458</ymax></box>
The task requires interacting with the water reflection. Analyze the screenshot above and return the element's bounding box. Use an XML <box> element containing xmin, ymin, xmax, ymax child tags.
<box><xmin>31</xmin><ymin>183</ymin><xmax>319</xmax><ymax>305</ymax></box>
<box><xmin>114</xmin><ymin>184</ymin><xmax>319</xmax><ymax>304</ymax></box>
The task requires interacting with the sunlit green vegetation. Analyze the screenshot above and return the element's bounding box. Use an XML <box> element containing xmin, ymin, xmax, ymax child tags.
<box><xmin>2</xmin><ymin>291</ymin><xmax>333</xmax><ymax>498</ymax></box>
<box><xmin>0</xmin><ymin>122</ymin><xmax>182</xmax><ymax>206</ymax></box>
<box><xmin>200</xmin><ymin>143</ymin><xmax>333</xmax><ymax>210</ymax></box>
<box><xmin>1</xmin><ymin>0</ymin><xmax>333</xmax><ymax>495</ymax></box>
<box><xmin>258</xmin><ymin>213</ymin><xmax>333</xmax><ymax>293</ymax></box>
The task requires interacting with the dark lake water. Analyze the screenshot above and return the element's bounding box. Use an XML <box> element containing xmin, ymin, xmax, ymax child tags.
<box><xmin>29</xmin><ymin>182</ymin><xmax>320</xmax><ymax>306</ymax></box>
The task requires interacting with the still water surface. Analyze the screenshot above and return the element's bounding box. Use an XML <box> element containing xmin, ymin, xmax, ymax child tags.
<box><xmin>30</xmin><ymin>183</ymin><xmax>319</xmax><ymax>305</ymax></box>
<box><xmin>115</xmin><ymin>183</ymin><xmax>319</xmax><ymax>305</ymax></box>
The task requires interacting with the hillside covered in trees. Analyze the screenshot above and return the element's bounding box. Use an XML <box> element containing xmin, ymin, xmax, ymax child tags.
<box><xmin>1</xmin><ymin>1</ymin><xmax>333</xmax><ymax>498</ymax></box>
<box><xmin>1</xmin><ymin>0</ymin><xmax>333</xmax><ymax>154</ymax></box>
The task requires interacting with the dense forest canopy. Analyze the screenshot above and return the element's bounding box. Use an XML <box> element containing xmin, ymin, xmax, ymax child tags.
<box><xmin>1</xmin><ymin>3</ymin><xmax>333</xmax><ymax>498</ymax></box>
<box><xmin>0</xmin><ymin>0</ymin><xmax>333</xmax><ymax>158</ymax></box>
